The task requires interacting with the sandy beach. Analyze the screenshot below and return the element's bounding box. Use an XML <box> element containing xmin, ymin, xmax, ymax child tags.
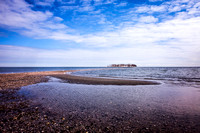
<box><xmin>0</xmin><ymin>69</ymin><xmax>159</xmax><ymax>90</ymax></box>
<box><xmin>1</xmin><ymin>69</ymin><xmax>200</xmax><ymax>132</ymax></box>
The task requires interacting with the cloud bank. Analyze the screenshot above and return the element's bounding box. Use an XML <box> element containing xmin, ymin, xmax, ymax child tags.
<box><xmin>0</xmin><ymin>0</ymin><xmax>200</xmax><ymax>66</ymax></box>
<box><xmin>1</xmin><ymin>45</ymin><xmax>198</xmax><ymax>67</ymax></box>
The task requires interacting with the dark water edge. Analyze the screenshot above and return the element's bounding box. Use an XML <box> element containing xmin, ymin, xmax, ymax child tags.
<box><xmin>0</xmin><ymin>67</ymin><xmax>105</xmax><ymax>74</ymax></box>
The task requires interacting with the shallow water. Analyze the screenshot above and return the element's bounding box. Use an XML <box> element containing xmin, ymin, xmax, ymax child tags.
<box><xmin>18</xmin><ymin>76</ymin><xmax>200</xmax><ymax>131</ymax></box>
<box><xmin>19</xmin><ymin>77</ymin><xmax>200</xmax><ymax>116</ymax></box>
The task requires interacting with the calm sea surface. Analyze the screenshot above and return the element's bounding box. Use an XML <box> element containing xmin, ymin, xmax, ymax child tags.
<box><xmin>0</xmin><ymin>67</ymin><xmax>103</xmax><ymax>74</ymax></box>
<box><xmin>73</xmin><ymin>67</ymin><xmax>200</xmax><ymax>87</ymax></box>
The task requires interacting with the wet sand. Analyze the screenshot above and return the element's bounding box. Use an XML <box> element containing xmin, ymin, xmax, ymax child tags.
<box><xmin>1</xmin><ymin>70</ymin><xmax>200</xmax><ymax>132</ymax></box>
<box><xmin>51</xmin><ymin>74</ymin><xmax>160</xmax><ymax>85</ymax></box>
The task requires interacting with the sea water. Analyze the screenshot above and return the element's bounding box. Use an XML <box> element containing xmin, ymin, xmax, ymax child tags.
<box><xmin>0</xmin><ymin>67</ymin><xmax>103</xmax><ymax>74</ymax></box>
<box><xmin>73</xmin><ymin>67</ymin><xmax>200</xmax><ymax>87</ymax></box>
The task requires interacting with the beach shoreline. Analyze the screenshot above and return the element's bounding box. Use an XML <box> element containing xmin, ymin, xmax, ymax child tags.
<box><xmin>0</xmin><ymin>68</ymin><xmax>159</xmax><ymax>90</ymax></box>
<box><xmin>1</xmin><ymin>69</ymin><xmax>200</xmax><ymax>132</ymax></box>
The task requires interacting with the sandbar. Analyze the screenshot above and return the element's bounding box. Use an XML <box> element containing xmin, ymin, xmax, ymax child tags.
<box><xmin>0</xmin><ymin>69</ymin><xmax>159</xmax><ymax>90</ymax></box>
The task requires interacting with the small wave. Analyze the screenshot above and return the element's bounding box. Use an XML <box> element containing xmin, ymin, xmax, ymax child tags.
<box><xmin>65</xmin><ymin>72</ymin><xmax>72</xmax><ymax>74</ymax></box>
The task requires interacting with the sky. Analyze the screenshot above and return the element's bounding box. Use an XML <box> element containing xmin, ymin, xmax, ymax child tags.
<box><xmin>0</xmin><ymin>0</ymin><xmax>200</xmax><ymax>67</ymax></box>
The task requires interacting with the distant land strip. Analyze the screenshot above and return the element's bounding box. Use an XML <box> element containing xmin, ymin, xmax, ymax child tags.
<box><xmin>108</xmin><ymin>64</ymin><xmax>137</xmax><ymax>67</ymax></box>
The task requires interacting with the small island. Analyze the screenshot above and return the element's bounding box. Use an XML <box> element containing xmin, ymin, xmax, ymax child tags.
<box><xmin>108</xmin><ymin>64</ymin><xmax>137</xmax><ymax>67</ymax></box>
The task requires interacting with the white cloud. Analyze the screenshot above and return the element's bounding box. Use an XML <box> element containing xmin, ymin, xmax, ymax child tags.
<box><xmin>149</xmin><ymin>0</ymin><xmax>163</xmax><ymax>2</ymax></box>
<box><xmin>0</xmin><ymin>0</ymin><xmax>78</xmax><ymax>40</ymax></box>
<box><xmin>135</xmin><ymin>6</ymin><xmax>150</xmax><ymax>13</ymax></box>
<box><xmin>57</xmin><ymin>0</ymin><xmax>76</xmax><ymax>4</ymax></box>
<box><xmin>34</xmin><ymin>0</ymin><xmax>55</xmax><ymax>6</ymax></box>
<box><xmin>115</xmin><ymin>2</ymin><xmax>128</xmax><ymax>7</ymax></box>
<box><xmin>1</xmin><ymin>0</ymin><xmax>200</xmax><ymax>48</ymax></box>
<box><xmin>60</xmin><ymin>6</ymin><xmax>79</xmax><ymax>11</ymax></box>
<box><xmin>0</xmin><ymin>44</ymin><xmax>199</xmax><ymax>67</ymax></box>
<box><xmin>98</xmin><ymin>17</ymin><xmax>107</xmax><ymax>24</ymax></box>
<box><xmin>54</xmin><ymin>17</ymin><xmax>64</xmax><ymax>22</ymax></box>
<box><xmin>135</xmin><ymin>5</ymin><xmax>167</xmax><ymax>13</ymax></box>
<box><xmin>48</xmin><ymin>32</ymin><xmax>84</xmax><ymax>43</ymax></box>
<box><xmin>188</xmin><ymin>2</ymin><xmax>200</xmax><ymax>15</ymax></box>
<box><xmin>1</xmin><ymin>0</ymin><xmax>200</xmax><ymax>66</ymax></box>
<box><xmin>168</xmin><ymin>5</ymin><xmax>182</xmax><ymax>12</ymax></box>
<box><xmin>150</xmin><ymin>5</ymin><xmax>167</xmax><ymax>12</ymax></box>
<box><xmin>104</xmin><ymin>0</ymin><xmax>117</xmax><ymax>4</ymax></box>
<box><xmin>138</xmin><ymin>16</ymin><xmax>158</xmax><ymax>23</ymax></box>
<box><xmin>93</xmin><ymin>0</ymin><xmax>117</xmax><ymax>5</ymax></box>
<box><xmin>77</xmin><ymin>5</ymin><xmax>94</xmax><ymax>12</ymax></box>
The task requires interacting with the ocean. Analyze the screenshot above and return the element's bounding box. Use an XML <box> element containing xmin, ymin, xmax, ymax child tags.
<box><xmin>0</xmin><ymin>67</ymin><xmax>103</xmax><ymax>74</ymax></box>
<box><xmin>73</xmin><ymin>67</ymin><xmax>200</xmax><ymax>87</ymax></box>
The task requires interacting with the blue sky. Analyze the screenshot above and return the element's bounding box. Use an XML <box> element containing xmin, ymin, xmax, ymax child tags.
<box><xmin>0</xmin><ymin>0</ymin><xmax>200</xmax><ymax>66</ymax></box>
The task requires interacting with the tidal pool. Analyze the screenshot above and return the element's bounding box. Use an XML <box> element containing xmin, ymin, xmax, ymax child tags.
<box><xmin>18</xmin><ymin>77</ymin><xmax>200</xmax><ymax>132</ymax></box>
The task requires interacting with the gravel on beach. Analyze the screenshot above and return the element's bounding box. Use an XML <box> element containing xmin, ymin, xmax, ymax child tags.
<box><xmin>1</xmin><ymin>70</ymin><xmax>200</xmax><ymax>132</ymax></box>
<box><xmin>0</xmin><ymin>71</ymin><xmax>68</xmax><ymax>90</ymax></box>
<box><xmin>1</xmin><ymin>87</ymin><xmax>200</xmax><ymax>132</ymax></box>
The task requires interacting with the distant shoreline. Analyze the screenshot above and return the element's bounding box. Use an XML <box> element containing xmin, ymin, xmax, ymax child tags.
<box><xmin>0</xmin><ymin>68</ymin><xmax>159</xmax><ymax>90</ymax></box>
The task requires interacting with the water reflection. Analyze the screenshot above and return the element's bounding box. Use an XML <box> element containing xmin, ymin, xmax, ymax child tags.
<box><xmin>19</xmin><ymin>77</ymin><xmax>200</xmax><ymax>115</ymax></box>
